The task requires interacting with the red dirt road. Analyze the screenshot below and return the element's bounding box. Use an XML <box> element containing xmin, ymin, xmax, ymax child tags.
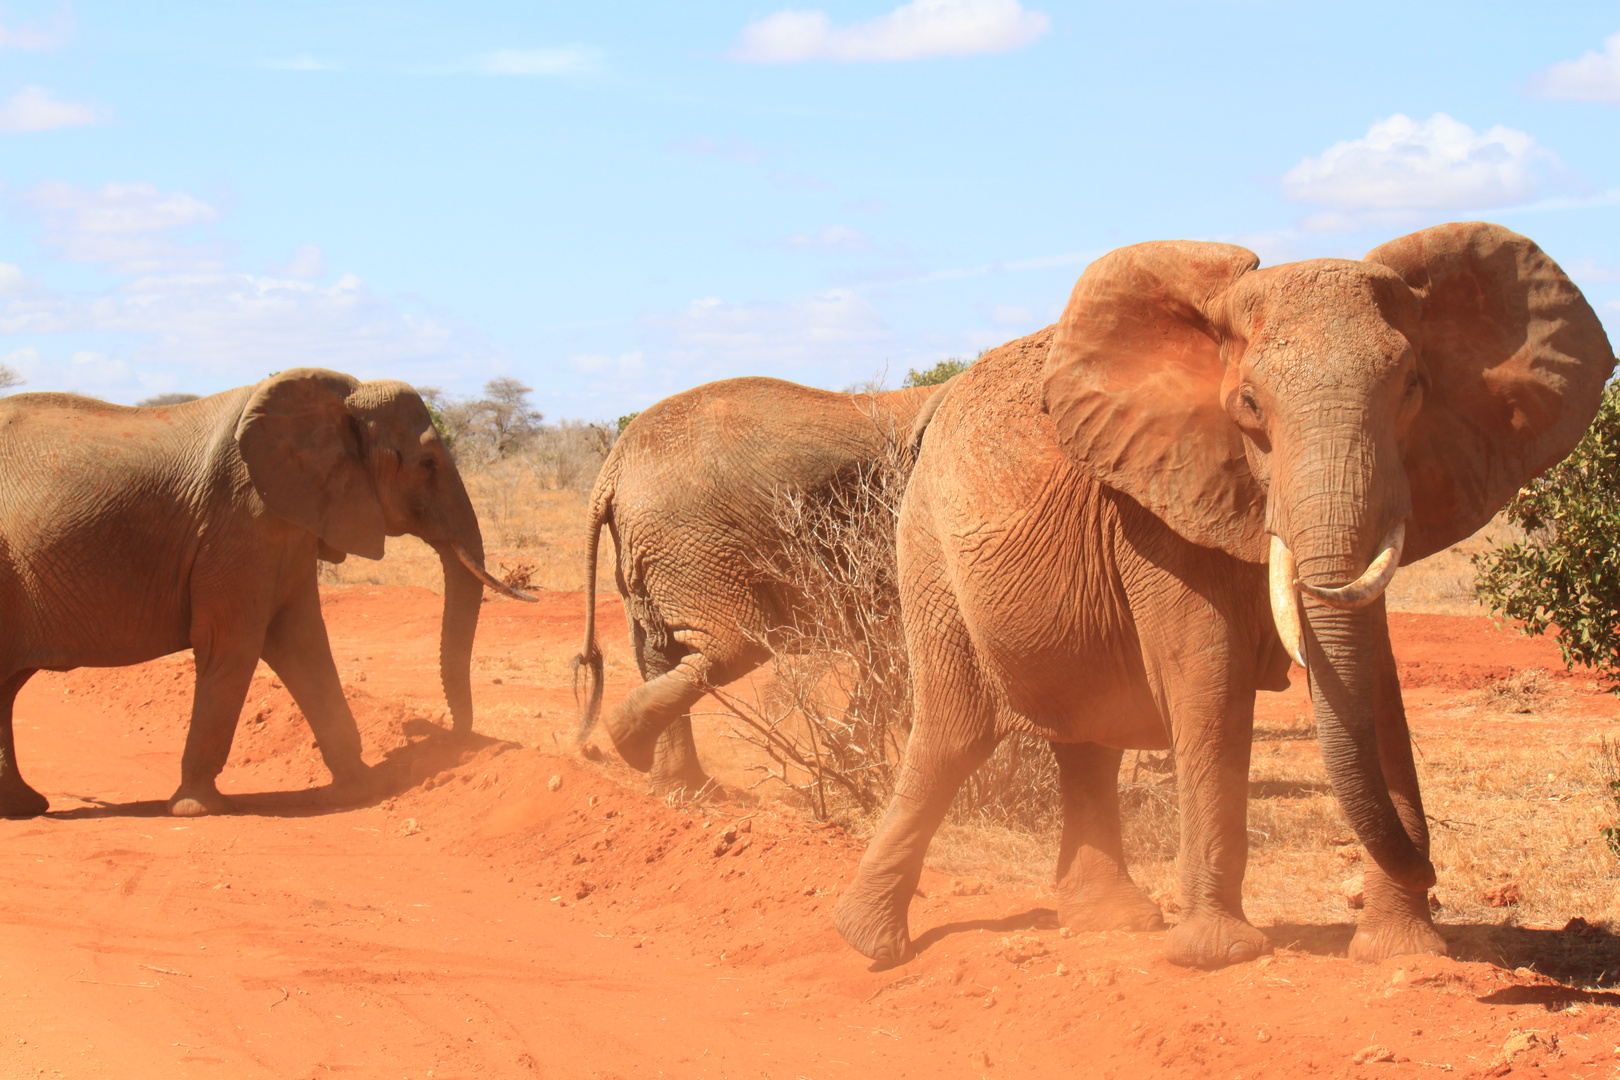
<box><xmin>0</xmin><ymin>588</ymin><xmax>1616</xmax><ymax>1079</ymax></box>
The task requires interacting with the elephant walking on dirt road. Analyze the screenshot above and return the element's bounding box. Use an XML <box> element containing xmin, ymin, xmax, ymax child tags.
<box><xmin>0</xmin><ymin>368</ymin><xmax>531</xmax><ymax>819</ymax></box>
<box><xmin>574</xmin><ymin>376</ymin><xmax>950</xmax><ymax>792</ymax></box>
<box><xmin>834</xmin><ymin>223</ymin><xmax>1614</xmax><ymax>969</ymax></box>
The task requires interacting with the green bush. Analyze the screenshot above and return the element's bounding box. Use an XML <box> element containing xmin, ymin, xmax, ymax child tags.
<box><xmin>902</xmin><ymin>357</ymin><xmax>970</xmax><ymax>388</ymax></box>
<box><xmin>1474</xmin><ymin>379</ymin><xmax>1620</xmax><ymax>687</ymax></box>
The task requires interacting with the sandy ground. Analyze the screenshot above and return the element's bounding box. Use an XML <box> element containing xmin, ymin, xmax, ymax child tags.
<box><xmin>1</xmin><ymin>586</ymin><xmax>1618</xmax><ymax>1079</ymax></box>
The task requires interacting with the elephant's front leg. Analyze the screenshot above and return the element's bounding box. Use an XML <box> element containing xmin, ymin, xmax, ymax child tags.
<box><xmin>834</xmin><ymin>712</ymin><xmax>996</xmax><ymax>966</ymax></box>
<box><xmin>1164</xmin><ymin>692</ymin><xmax>1269</xmax><ymax>968</ymax></box>
<box><xmin>171</xmin><ymin>640</ymin><xmax>261</xmax><ymax>817</ymax></box>
<box><xmin>259</xmin><ymin>583</ymin><xmax>378</xmax><ymax>804</ymax></box>
<box><xmin>1350</xmin><ymin>606</ymin><xmax>1446</xmax><ymax>962</ymax></box>
<box><xmin>1052</xmin><ymin>742</ymin><xmax>1164</xmax><ymax>932</ymax></box>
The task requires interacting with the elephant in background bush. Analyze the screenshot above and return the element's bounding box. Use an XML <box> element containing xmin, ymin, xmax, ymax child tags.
<box><xmin>574</xmin><ymin>376</ymin><xmax>951</xmax><ymax>792</ymax></box>
<box><xmin>834</xmin><ymin>222</ymin><xmax>1614</xmax><ymax>969</ymax></box>
<box><xmin>0</xmin><ymin>368</ymin><xmax>530</xmax><ymax>818</ymax></box>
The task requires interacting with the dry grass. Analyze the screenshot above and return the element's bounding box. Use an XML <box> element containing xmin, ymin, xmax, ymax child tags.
<box><xmin>319</xmin><ymin>474</ymin><xmax>615</xmax><ymax>594</ymax></box>
<box><xmin>1385</xmin><ymin>512</ymin><xmax>1522</xmax><ymax>615</ymax></box>
<box><xmin>329</xmin><ymin>455</ymin><xmax>1620</xmax><ymax>976</ymax></box>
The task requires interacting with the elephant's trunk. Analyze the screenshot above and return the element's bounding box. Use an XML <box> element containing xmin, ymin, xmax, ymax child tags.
<box><xmin>1271</xmin><ymin>419</ymin><xmax>1431</xmax><ymax>891</ymax></box>
<box><xmin>434</xmin><ymin>541</ymin><xmax>483</xmax><ymax>736</ymax></box>
<box><xmin>1302</xmin><ymin>598</ymin><xmax>1435</xmax><ymax>892</ymax></box>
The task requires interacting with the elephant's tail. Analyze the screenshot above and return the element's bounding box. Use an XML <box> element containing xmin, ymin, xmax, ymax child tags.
<box><xmin>906</xmin><ymin>374</ymin><xmax>960</xmax><ymax>458</ymax></box>
<box><xmin>572</xmin><ymin>465</ymin><xmax>613</xmax><ymax>747</ymax></box>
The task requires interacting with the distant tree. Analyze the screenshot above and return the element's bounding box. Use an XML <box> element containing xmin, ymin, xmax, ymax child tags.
<box><xmin>415</xmin><ymin>386</ymin><xmax>454</xmax><ymax>445</ymax></box>
<box><xmin>136</xmin><ymin>392</ymin><xmax>200</xmax><ymax>407</ymax></box>
<box><xmin>902</xmin><ymin>356</ymin><xmax>972</xmax><ymax>388</ymax></box>
<box><xmin>0</xmin><ymin>365</ymin><xmax>22</xmax><ymax>393</ymax></box>
<box><xmin>1474</xmin><ymin>379</ymin><xmax>1620</xmax><ymax>688</ymax></box>
<box><xmin>616</xmin><ymin>412</ymin><xmax>640</xmax><ymax>435</ymax></box>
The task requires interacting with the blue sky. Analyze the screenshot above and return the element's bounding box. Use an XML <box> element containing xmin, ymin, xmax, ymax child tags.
<box><xmin>3</xmin><ymin>1</ymin><xmax>1620</xmax><ymax>418</ymax></box>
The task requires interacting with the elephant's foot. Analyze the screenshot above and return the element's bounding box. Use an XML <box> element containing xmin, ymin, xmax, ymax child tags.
<box><xmin>1058</xmin><ymin>879</ymin><xmax>1165</xmax><ymax>933</ymax></box>
<box><xmin>650</xmin><ymin>742</ymin><xmax>712</xmax><ymax>799</ymax></box>
<box><xmin>0</xmin><ymin>777</ymin><xmax>49</xmax><ymax>818</ymax></box>
<box><xmin>833</xmin><ymin>883</ymin><xmax>913</xmax><ymax>968</ymax></box>
<box><xmin>1166</xmin><ymin>910</ymin><xmax>1270</xmax><ymax>969</ymax></box>
<box><xmin>1349</xmin><ymin>875</ymin><xmax>1447</xmax><ymax>962</ymax></box>
<box><xmin>168</xmin><ymin>782</ymin><xmax>238</xmax><ymax>817</ymax></box>
<box><xmin>601</xmin><ymin>706</ymin><xmax>660</xmax><ymax>773</ymax></box>
<box><xmin>327</xmin><ymin>763</ymin><xmax>387</xmax><ymax>806</ymax></box>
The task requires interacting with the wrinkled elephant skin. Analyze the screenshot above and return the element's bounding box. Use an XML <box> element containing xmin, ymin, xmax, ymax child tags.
<box><xmin>574</xmin><ymin>377</ymin><xmax>949</xmax><ymax>794</ymax></box>
<box><xmin>834</xmin><ymin>223</ymin><xmax>1614</xmax><ymax>969</ymax></box>
<box><xmin>0</xmin><ymin>369</ymin><xmax>504</xmax><ymax>817</ymax></box>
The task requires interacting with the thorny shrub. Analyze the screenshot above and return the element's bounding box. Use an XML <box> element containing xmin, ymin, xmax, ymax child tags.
<box><xmin>1599</xmin><ymin>738</ymin><xmax>1620</xmax><ymax>860</ymax></box>
<box><xmin>1474</xmin><ymin>380</ymin><xmax>1620</xmax><ymax>689</ymax></box>
<box><xmin>708</xmin><ymin>404</ymin><xmax>1183</xmax><ymax>856</ymax></box>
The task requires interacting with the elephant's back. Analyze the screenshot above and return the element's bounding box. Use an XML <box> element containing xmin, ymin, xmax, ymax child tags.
<box><xmin>613</xmin><ymin>377</ymin><xmax>912</xmax><ymax>508</ymax></box>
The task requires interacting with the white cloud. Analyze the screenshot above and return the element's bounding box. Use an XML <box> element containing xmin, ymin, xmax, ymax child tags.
<box><xmin>1529</xmin><ymin>32</ymin><xmax>1620</xmax><ymax>103</ymax></box>
<box><xmin>991</xmin><ymin>304</ymin><xmax>1033</xmax><ymax>325</ymax></box>
<box><xmin>0</xmin><ymin>4</ymin><xmax>72</xmax><ymax>52</ymax></box>
<box><xmin>22</xmin><ymin>181</ymin><xmax>223</xmax><ymax>273</ymax></box>
<box><xmin>1282</xmin><ymin>113</ymin><xmax>1556</xmax><ymax>231</ymax></box>
<box><xmin>271</xmin><ymin>243</ymin><xmax>326</xmax><ymax>280</ymax></box>
<box><xmin>1</xmin><ymin>181</ymin><xmax>501</xmax><ymax>399</ymax></box>
<box><xmin>569</xmin><ymin>351</ymin><xmax>646</xmax><ymax>377</ymax></box>
<box><xmin>0</xmin><ymin>86</ymin><xmax>100</xmax><ymax>133</ymax></box>
<box><xmin>776</xmin><ymin>225</ymin><xmax>871</xmax><ymax>253</ymax></box>
<box><xmin>667</xmin><ymin>135</ymin><xmax>769</xmax><ymax>166</ymax></box>
<box><xmin>479</xmin><ymin>46</ymin><xmax>601</xmax><ymax>75</ymax></box>
<box><xmin>640</xmin><ymin>290</ymin><xmax>891</xmax><ymax>381</ymax></box>
<box><xmin>768</xmin><ymin>169</ymin><xmax>833</xmax><ymax>190</ymax></box>
<box><xmin>734</xmin><ymin>0</ymin><xmax>1048</xmax><ymax>64</ymax></box>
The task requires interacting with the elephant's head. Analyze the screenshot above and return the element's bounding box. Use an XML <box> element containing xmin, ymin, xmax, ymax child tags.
<box><xmin>1043</xmin><ymin>222</ymin><xmax>1614</xmax><ymax>892</ymax></box>
<box><xmin>234</xmin><ymin>368</ymin><xmax>534</xmax><ymax>734</ymax></box>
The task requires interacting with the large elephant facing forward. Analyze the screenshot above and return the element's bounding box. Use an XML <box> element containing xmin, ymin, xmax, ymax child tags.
<box><xmin>0</xmin><ymin>369</ymin><xmax>530</xmax><ymax>818</ymax></box>
<box><xmin>574</xmin><ymin>376</ymin><xmax>948</xmax><ymax>791</ymax></box>
<box><xmin>834</xmin><ymin>223</ymin><xmax>1614</xmax><ymax>969</ymax></box>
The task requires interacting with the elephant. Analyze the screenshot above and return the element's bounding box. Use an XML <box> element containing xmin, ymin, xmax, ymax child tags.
<box><xmin>832</xmin><ymin>222</ymin><xmax>1614</xmax><ymax>969</ymax></box>
<box><xmin>574</xmin><ymin>376</ymin><xmax>951</xmax><ymax>792</ymax></box>
<box><xmin>0</xmin><ymin>368</ymin><xmax>532</xmax><ymax>819</ymax></box>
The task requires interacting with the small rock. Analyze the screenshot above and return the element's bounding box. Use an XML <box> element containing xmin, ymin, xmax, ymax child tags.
<box><xmin>1336</xmin><ymin>846</ymin><xmax>1363</xmax><ymax>864</ymax></box>
<box><xmin>580</xmin><ymin>743</ymin><xmax>605</xmax><ymax>763</ymax></box>
<box><xmin>1256</xmin><ymin>1030</ymin><xmax>1271</xmax><ymax>1044</ymax></box>
<box><xmin>491</xmin><ymin>677</ymin><xmax>503</xmax><ymax>685</ymax></box>
<box><xmin>950</xmin><ymin>877</ymin><xmax>986</xmax><ymax>896</ymax></box>
<box><xmin>1428</xmin><ymin>891</ymin><xmax>1443</xmax><ymax>914</ymax></box>
<box><xmin>1151</xmin><ymin>888</ymin><xmax>1181</xmax><ymax>915</ymax></box>
<box><xmin>420</xmin><ymin>776</ymin><xmax>437</xmax><ymax>791</ymax></box>
<box><xmin>1055</xmin><ymin>962</ymin><xmax>1069</xmax><ymax>976</ymax></box>
<box><xmin>398</xmin><ymin>818</ymin><xmax>420</xmax><ymax>837</ymax></box>
<box><xmin>996</xmin><ymin>933</ymin><xmax>1048</xmax><ymax>965</ymax></box>
<box><xmin>548</xmin><ymin>775</ymin><xmax>562</xmax><ymax>793</ymax></box>
<box><xmin>433</xmin><ymin>769</ymin><xmax>456</xmax><ymax>787</ymax></box>
<box><xmin>1058</xmin><ymin>926</ymin><xmax>1074</xmax><ymax>939</ymax></box>
<box><xmin>969</xmin><ymin>1049</ymin><xmax>991</xmax><ymax>1069</ymax></box>
<box><xmin>738</xmin><ymin>818</ymin><xmax>752</xmax><ymax>834</ymax></box>
<box><xmin>728</xmin><ymin>836</ymin><xmax>752</xmax><ymax>857</ymax></box>
<box><xmin>1342</xmin><ymin>874</ymin><xmax>1366</xmax><ymax>909</ymax></box>
<box><xmin>1483</xmin><ymin>880</ymin><xmax>1522</xmax><ymax>907</ymax></box>
<box><xmin>1352</xmin><ymin>1045</ymin><xmax>1394</xmax><ymax>1064</ymax></box>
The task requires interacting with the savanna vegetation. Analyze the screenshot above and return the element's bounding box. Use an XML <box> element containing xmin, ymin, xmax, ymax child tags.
<box><xmin>295</xmin><ymin>368</ymin><xmax>1620</xmax><ymax>976</ymax></box>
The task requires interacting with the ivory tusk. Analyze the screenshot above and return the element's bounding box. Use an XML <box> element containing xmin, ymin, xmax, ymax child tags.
<box><xmin>1295</xmin><ymin>520</ymin><xmax>1406</xmax><ymax>612</ymax></box>
<box><xmin>1268</xmin><ymin>535</ymin><xmax>1306</xmax><ymax>670</ymax></box>
<box><xmin>450</xmin><ymin>541</ymin><xmax>539</xmax><ymax>603</ymax></box>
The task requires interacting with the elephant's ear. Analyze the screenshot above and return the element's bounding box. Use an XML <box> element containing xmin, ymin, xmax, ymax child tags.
<box><xmin>235</xmin><ymin>368</ymin><xmax>388</xmax><ymax>560</ymax></box>
<box><xmin>1367</xmin><ymin>222</ymin><xmax>1616</xmax><ymax>563</ymax></box>
<box><xmin>1042</xmin><ymin>240</ymin><xmax>1268</xmax><ymax>562</ymax></box>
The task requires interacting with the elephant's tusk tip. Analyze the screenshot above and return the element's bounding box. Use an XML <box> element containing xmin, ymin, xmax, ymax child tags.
<box><xmin>508</xmin><ymin>587</ymin><xmax>540</xmax><ymax>603</ymax></box>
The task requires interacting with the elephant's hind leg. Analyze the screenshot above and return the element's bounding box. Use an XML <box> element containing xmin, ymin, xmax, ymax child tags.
<box><xmin>1052</xmin><ymin>742</ymin><xmax>1164</xmax><ymax>933</ymax></box>
<box><xmin>0</xmin><ymin>669</ymin><xmax>48</xmax><ymax>817</ymax></box>
<box><xmin>650</xmin><ymin>718</ymin><xmax>710</xmax><ymax>796</ymax></box>
<box><xmin>603</xmin><ymin>649</ymin><xmax>715</xmax><ymax>774</ymax></box>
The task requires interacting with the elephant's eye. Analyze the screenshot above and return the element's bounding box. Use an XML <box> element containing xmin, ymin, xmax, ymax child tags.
<box><xmin>1237</xmin><ymin>385</ymin><xmax>1264</xmax><ymax>425</ymax></box>
<box><xmin>420</xmin><ymin>457</ymin><xmax>438</xmax><ymax>475</ymax></box>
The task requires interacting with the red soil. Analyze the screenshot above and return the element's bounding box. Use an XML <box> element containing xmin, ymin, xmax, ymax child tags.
<box><xmin>0</xmin><ymin>588</ymin><xmax>1615</xmax><ymax>1078</ymax></box>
